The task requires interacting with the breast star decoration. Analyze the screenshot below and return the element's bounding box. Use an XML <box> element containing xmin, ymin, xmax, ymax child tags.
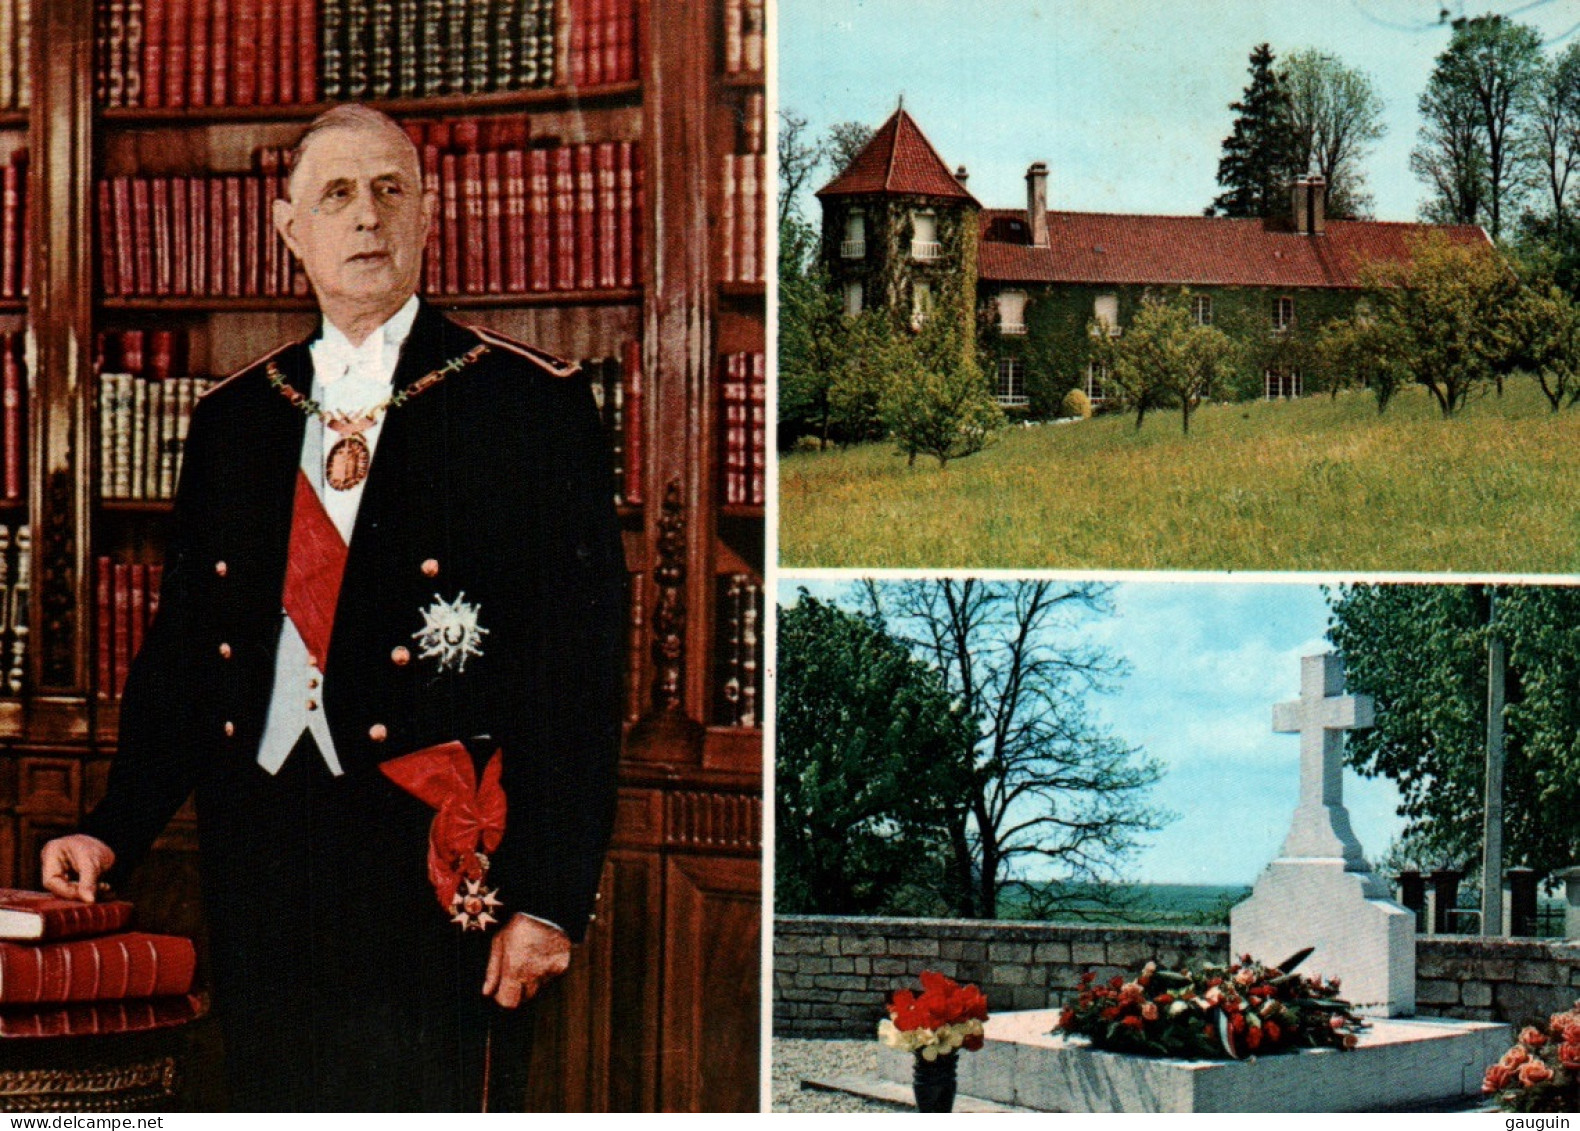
<box><xmin>414</xmin><ymin>592</ymin><xmax>489</xmax><ymax>673</ymax></box>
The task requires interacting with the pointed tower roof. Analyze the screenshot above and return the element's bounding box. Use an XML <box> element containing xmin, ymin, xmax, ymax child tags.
<box><xmin>815</xmin><ymin>108</ymin><xmax>980</xmax><ymax>204</ymax></box>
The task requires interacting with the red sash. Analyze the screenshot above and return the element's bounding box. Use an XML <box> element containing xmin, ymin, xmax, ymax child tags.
<box><xmin>281</xmin><ymin>470</ymin><xmax>348</xmax><ymax>665</ymax></box>
<box><xmin>379</xmin><ymin>741</ymin><xmax>507</xmax><ymax>910</ymax></box>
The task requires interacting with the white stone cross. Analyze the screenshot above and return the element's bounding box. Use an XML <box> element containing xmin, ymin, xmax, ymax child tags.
<box><xmin>1270</xmin><ymin>652</ymin><xmax>1374</xmax><ymax>867</ymax></box>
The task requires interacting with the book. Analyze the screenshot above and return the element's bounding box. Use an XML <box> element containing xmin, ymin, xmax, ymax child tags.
<box><xmin>0</xmin><ymin>932</ymin><xmax>196</xmax><ymax>1004</ymax></box>
<box><xmin>2</xmin><ymin>336</ymin><xmax>20</xmax><ymax>503</ymax></box>
<box><xmin>596</xmin><ymin>141</ymin><xmax>617</xmax><ymax>289</ymax></box>
<box><xmin>142</xmin><ymin>0</ymin><xmax>165</xmax><ymax>107</ymax></box>
<box><xmin>165</xmin><ymin>0</ymin><xmax>189</xmax><ymax>108</ymax></box>
<box><xmin>575</xmin><ymin>143</ymin><xmax>596</xmax><ymax>290</ymax></box>
<box><xmin>528</xmin><ymin>147</ymin><xmax>551</xmax><ymax>292</ymax></box>
<box><xmin>622</xmin><ymin>338</ymin><xmax>642</xmax><ymax>506</ymax></box>
<box><xmin>552</xmin><ymin>146</ymin><xmax>575</xmax><ymax>291</ymax></box>
<box><xmin>0</xmin><ymin>993</ymin><xmax>205</xmax><ymax>1038</ymax></box>
<box><xmin>187</xmin><ymin>0</ymin><xmax>210</xmax><ymax>106</ymax></box>
<box><xmin>0</xmin><ymin>890</ymin><xmax>135</xmax><ymax>942</ymax></box>
<box><xmin>504</xmin><ymin>148</ymin><xmax>527</xmax><ymax>293</ymax></box>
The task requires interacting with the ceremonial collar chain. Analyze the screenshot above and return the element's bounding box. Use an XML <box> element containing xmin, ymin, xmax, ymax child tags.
<box><xmin>266</xmin><ymin>342</ymin><xmax>490</xmax><ymax>491</ymax></box>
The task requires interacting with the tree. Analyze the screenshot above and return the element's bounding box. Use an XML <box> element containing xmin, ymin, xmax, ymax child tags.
<box><xmin>1499</xmin><ymin>278</ymin><xmax>1580</xmax><ymax>410</ymax></box>
<box><xmin>1312</xmin><ymin>310</ymin><xmax>1412</xmax><ymax>412</ymax></box>
<box><xmin>1211</xmin><ymin>44</ymin><xmax>1303</xmax><ymax>218</ymax></box>
<box><xmin>774</xmin><ymin>593</ymin><xmax>978</xmax><ymax>917</ymax></box>
<box><xmin>1533</xmin><ymin>42</ymin><xmax>1580</xmax><ymax>231</ymax></box>
<box><xmin>1281</xmin><ymin>49</ymin><xmax>1387</xmax><ymax>219</ymax></box>
<box><xmin>863</xmin><ymin>580</ymin><xmax>1170</xmax><ymax>920</ymax></box>
<box><xmin>825</xmin><ymin>120</ymin><xmax>875</xmax><ymax>183</ymax></box>
<box><xmin>1327</xmin><ymin>584</ymin><xmax>1580</xmax><ymax>880</ymax></box>
<box><xmin>1089</xmin><ymin>292</ymin><xmax>1239</xmax><ymax>434</ymax></box>
<box><xmin>879</xmin><ymin>291</ymin><xmax>1003</xmax><ymax>467</ymax></box>
<box><xmin>1412</xmin><ymin>15</ymin><xmax>1544</xmax><ymax>239</ymax></box>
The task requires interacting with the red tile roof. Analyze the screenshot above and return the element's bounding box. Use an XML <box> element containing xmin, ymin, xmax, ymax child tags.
<box><xmin>816</xmin><ymin>108</ymin><xmax>979</xmax><ymax>204</ymax></box>
<box><xmin>978</xmin><ymin>210</ymin><xmax>1490</xmax><ymax>289</ymax></box>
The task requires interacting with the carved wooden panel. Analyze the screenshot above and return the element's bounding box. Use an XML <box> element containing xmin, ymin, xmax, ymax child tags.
<box><xmin>16</xmin><ymin>755</ymin><xmax>81</xmax><ymax>815</ymax></box>
<box><xmin>664</xmin><ymin>789</ymin><xmax>760</xmax><ymax>854</ymax></box>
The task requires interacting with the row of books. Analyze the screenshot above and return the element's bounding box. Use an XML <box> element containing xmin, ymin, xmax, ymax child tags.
<box><xmin>95</xmin><ymin>558</ymin><xmax>163</xmax><ymax>701</ymax></box>
<box><xmin>582</xmin><ymin>342</ymin><xmax>642</xmax><ymax>506</ymax></box>
<box><xmin>98</xmin><ymin>374</ymin><xmax>212</xmax><ymax>501</ymax></box>
<box><xmin>0</xmin><ymin>332</ymin><xmax>23</xmax><ymax>503</ymax></box>
<box><xmin>0</xmin><ymin>0</ymin><xmax>29</xmax><ymax>110</ymax></box>
<box><xmin>713</xmin><ymin>573</ymin><xmax>762</xmax><ymax>728</ymax></box>
<box><xmin>719</xmin><ymin>352</ymin><xmax>765</xmax><ymax>507</ymax></box>
<box><xmin>421</xmin><ymin>139</ymin><xmax>643</xmax><ymax>297</ymax></box>
<box><xmin>722</xmin><ymin>0</ymin><xmax>765</xmax><ymax>75</ymax></box>
<box><xmin>321</xmin><ymin>0</ymin><xmax>560</xmax><ymax>100</ymax></box>
<box><xmin>0</xmin><ymin>524</ymin><xmax>27</xmax><ymax>697</ymax></box>
<box><xmin>0</xmin><ymin>890</ymin><xmax>195</xmax><ymax>1010</ymax></box>
<box><xmin>718</xmin><ymin>153</ymin><xmax>764</xmax><ymax>285</ymax></box>
<box><xmin>566</xmin><ymin>0</ymin><xmax>638</xmax><ymax>88</ymax></box>
<box><xmin>98</xmin><ymin>0</ymin><xmax>319</xmax><ymax>109</ymax></box>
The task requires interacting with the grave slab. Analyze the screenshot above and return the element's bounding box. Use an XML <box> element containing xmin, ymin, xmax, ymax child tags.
<box><xmin>878</xmin><ymin>1009</ymin><xmax>1510</xmax><ymax>1112</ymax></box>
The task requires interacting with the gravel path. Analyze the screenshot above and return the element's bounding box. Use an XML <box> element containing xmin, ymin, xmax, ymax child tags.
<box><xmin>771</xmin><ymin>1038</ymin><xmax>910</xmax><ymax>1113</ymax></box>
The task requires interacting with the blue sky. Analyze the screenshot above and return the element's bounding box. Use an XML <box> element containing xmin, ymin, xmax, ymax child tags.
<box><xmin>777</xmin><ymin>579</ymin><xmax>1406</xmax><ymax>886</ymax></box>
<box><xmin>780</xmin><ymin>0</ymin><xmax>1580</xmax><ymax>223</ymax></box>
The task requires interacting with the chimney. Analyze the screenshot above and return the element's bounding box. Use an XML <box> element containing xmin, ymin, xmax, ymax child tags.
<box><xmin>1290</xmin><ymin>178</ymin><xmax>1310</xmax><ymax>234</ymax></box>
<box><xmin>1307</xmin><ymin>175</ymin><xmax>1326</xmax><ymax>235</ymax></box>
<box><xmin>1026</xmin><ymin>162</ymin><xmax>1049</xmax><ymax>248</ymax></box>
<box><xmin>955</xmin><ymin>164</ymin><xmax>969</xmax><ymax>188</ymax></box>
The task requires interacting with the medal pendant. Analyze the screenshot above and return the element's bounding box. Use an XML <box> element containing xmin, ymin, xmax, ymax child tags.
<box><xmin>326</xmin><ymin>434</ymin><xmax>371</xmax><ymax>491</ymax></box>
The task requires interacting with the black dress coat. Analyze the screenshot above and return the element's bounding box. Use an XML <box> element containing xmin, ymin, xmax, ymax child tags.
<box><xmin>79</xmin><ymin>302</ymin><xmax>627</xmax><ymax>1110</ymax></box>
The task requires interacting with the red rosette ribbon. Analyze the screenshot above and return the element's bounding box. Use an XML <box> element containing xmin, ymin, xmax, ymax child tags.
<box><xmin>380</xmin><ymin>741</ymin><xmax>507</xmax><ymax>912</ymax></box>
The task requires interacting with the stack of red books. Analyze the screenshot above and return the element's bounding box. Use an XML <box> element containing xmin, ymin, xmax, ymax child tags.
<box><xmin>0</xmin><ymin>889</ymin><xmax>201</xmax><ymax>1038</ymax></box>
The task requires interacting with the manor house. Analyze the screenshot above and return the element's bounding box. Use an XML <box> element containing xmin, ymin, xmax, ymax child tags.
<box><xmin>816</xmin><ymin>108</ymin><xmax>1490</xmax><ymax>415</ymax></box>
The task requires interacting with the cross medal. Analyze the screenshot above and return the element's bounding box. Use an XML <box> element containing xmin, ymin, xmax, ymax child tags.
<box><xmin>325</xmin><ymin>413</ymin><xmax>375</xmax><ymax>490</ymax></box>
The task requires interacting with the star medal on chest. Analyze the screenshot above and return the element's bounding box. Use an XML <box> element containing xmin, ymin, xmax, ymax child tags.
<box><xmin>266</xmin><ymin>342</ymin><xmax>491</xmax><ymax>491</ymax></box>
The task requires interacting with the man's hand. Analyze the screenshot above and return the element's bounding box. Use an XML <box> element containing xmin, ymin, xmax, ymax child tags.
<box><xmin>40</xmin><ymin>835</ymin><xmax>116</xmax><ymax>903</ymax></box>
<box><xmin>482</xmin><ymin>915</ymin><xmax>571</xmax><ymax>1009</ymax></box>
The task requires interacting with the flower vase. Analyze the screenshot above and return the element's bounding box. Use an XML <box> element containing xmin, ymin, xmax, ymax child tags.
<box><xmin>912</xmin><ymin>1051</ymin><xmax>958</xmax><ymax>1113</ymax></box>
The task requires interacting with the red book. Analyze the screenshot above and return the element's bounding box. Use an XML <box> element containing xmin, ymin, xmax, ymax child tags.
<box><xmin>0</xmin><ymin>890</ymin><xmax>135</xmax><ymax>942</ymax></box>
<box><xmin>122</xmin><ymin>330</ymin><xmax>146</xmax><ymax>377</ymax></box>
<box><xmin>210</xmin><ymin>0</ymin><xmax>230</xmax><ymax>105</ymax></box>
<box><xmin>719</xmin><ymin>154</ymin><xmax>735</xmax><ymax>283</ymax></box>
<box><xmin>482</xmin><ymin>151</ymin><xmax>503</xmax><ymax>293</ymax></box>
<box><xmin>232</xmin><ymin>0</ymin><xmax>257</xmax><ymax>105</ymax></box>
<box><xmin>421</xmin><ymin>143</ymin><xmax>441</xmax><ymax>296</ymax></box>
<box><xmin>165</xmin><ymin>0</ymin><xmax>188</xmax><ymax>109</ymax></box>
<box><xmin>568</xmin><ymin>0</ymin><xmax>587</xmax><ymax>88</ymax></box>
<box><xmin>113</xmin><ymin>562</ymin><xmax>130</xmax><ymax>696</ymax></box>
<box><xmin>187</xmin><ymin>0</ymin><xmax>209</xmax><ymax>107</ymax></box>
<box><xmin>188</xmin><ymin>177</ymin><xmax>208</xmax><ymax>296</ymax></box>
<box><xmin>259</xmin><ymin>151</ymin><xmax>279</xmax><ymax>296</ymax></box>
<box><xmin>584</xmin><ymin>0</ymin><xmax>603</xmax><ymax>87</ymax></box>
<box><xmin>616</xmin><ymin>140</ymin><xmax>635</xmax><ymax>288</ymax></box>
<box><xmin>277</xmin><ymin>0</ymin><xmax>296</xmax><ymax>103</ymax></box>
<box><xmin>142</xmin><ymin>0</ymin><xmax>165</xmax><ymax>107</ymax></box>
<box><xmin>503</xmin><ymin>150</ymin><xmax>527</xmax><ymax>293</ymax></box>
<box><xmin>633</xmin><ymin>144</ymin><xmax>644</xmax><ymax>285</ymax></box>
<box><xmin>96</xmin><ymin>557</ymin><xmax>113</xmax><ymax>701</ymax></box>
<box><xmin>722</xmin><ymin>356</ymin><xmax>744</xmax><ymax>504</ymax></box>
<box><xmin>129</xmin><ymin>563</ymin><xmax>148</xmax><ymax>664</ymax></box>
<box><xmin>148</xmin><ymin>330</ymin><xmax>175</xmax><ymax>384</ymax></box>
<box><xmin>258</xmin><ymin>1</ymin><xmax>278</xmax><ymax>105</ymax></box>
<box><xmin>1</xmin><ymin>162</ymin><xmax>18</xmax><ymax>300</ymax></box>
<box><xmin>0</xmin><ymin>933</ymin><xmax>197</xmax><ymax>1004</ymax></box>
<box><xmin>242</xmin><ymin>173</ymin><xmax>261</xmax><ymax>296</ymax></box>
<box><xmin>150</xmin><ymin>177</ymin><xmax>171</xmax><ymax>296</ymax></box>
<box><xmin>97</xmin><ymin>180</ymin><xmax>118</xmax><ymax>297</ymax></box>
<box><xmin>208</xmin><ymin>177</ymin><xmax>225</xmax><ymax>297</ymax></box>
<box><xmin>131</xmin><ymin>177</ymin><xmax>153</xmax><ymax>296</ymax></box>
<box><xmin>574</xmin><ymin>144</ymin><xmax>596</xmax><ymax>291</ymax></box>
<box><xmin>440</xmin><ymin>152</ymin><xmax>460</xmax><ymax>296</ymax></box>
<box><xmin>460</xmin><ymin>151</ymin><xmax>484</xmax><ymax>295</ymax></box>
<box><xmin>171</xmin><ymin>174</ymin><xmax>190</xmax><ymax>295</ymax></box>
<box><xmin>3</xmin><ymin>339</ymin><xmax>19</xmax><ymax>503</ymax></box>
<box><xmin>616</xmin><ymin>0</ymin><xmax>636</xmax><ymax>81</ymax></box>
<box><xmin>749</xmin><ymin>354</ymin><xmax>765</xmax><ymax>505</ymax></box>
<box><xmin>551</xmin><ymin>147</ymin><xmax>575</xmax><ymax>291</ymax></box>
<box><xmin>601</xmin><ymin>0</ymin><xmax>620</xmax><ymax>82</ymax></box>
<box><xmin>148</xmin><ymin>563</ymin><xmax>163</xmax><ymax>620</ymax></box>
<box><xmin>528</xmin><ymin>148</ymin><xmax>551</xmax><ymax>292</ymax></box>
<box><xmin>622</xmin><ymin>338</ymin><xmax>642</xmax><ymax>505</ymax></box>
<box><xmin>738</xmin><ymin>155</ymin><xmax>758</xmax><ymax>284</ymax></box>
<box><xmin>0</xmin><ymin>994</ymin><xmax>204</xmax><ymax>1038</ymax></box>
<box><xmin>595</xmin><ymin>141</ymin><xmax>616</xmax><ymax>289</ymax></box>
<box><xmin>224</xmin><ymin>175</ymin><xmax>242</xmax><ymax>297</ymax></box>
<box><xmin>111</xmin><ymin>179</ymin><xmax>134</xmax><ymax>296</ymax></box>
<box><xmin>296</xmin><ymin>0</ymin><xmax>317</xmax><ymax>103</ymax></box>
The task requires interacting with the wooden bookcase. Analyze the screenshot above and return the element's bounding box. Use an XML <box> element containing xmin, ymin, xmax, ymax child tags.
<box><xmin>0</xmin><ymin>0</ymin><xmax>763</xmax><ymax>1111</ymax></box>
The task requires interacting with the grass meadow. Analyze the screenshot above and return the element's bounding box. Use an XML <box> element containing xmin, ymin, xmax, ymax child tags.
<box><xmin>779</xmin><ymin>380</ymin><xmax>1580</xmax><ymax>572</ymax></box>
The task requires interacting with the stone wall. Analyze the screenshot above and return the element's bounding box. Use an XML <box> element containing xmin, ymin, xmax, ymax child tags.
<box><xmin>774</xmin><ymin>916</ymin><xmax>1580</xmax><ymax>1039</ymax></box>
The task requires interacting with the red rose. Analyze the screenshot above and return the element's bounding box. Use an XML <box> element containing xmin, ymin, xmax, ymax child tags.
<box><xmin>1246</xmin><ymin>1025</ymin><xmax>1263</xmax><ymax>1051</ymax></box>
<box><xmin>1503</xmin><ymin>1047</ymin><xmax>1530</xmax><ymax>1069</ymax></box>
<box><xmin>1109</xmin><ymin>976</ymin><xmax>1125</xmax><ymax>990</ymax></box>
<box><xmin>1155</xmin><ymin>993</ymin><xmax>1174</xmax><ymax>1006</ymax></box>
<box><xmin>1142</xmin><ymin>1003</ymin><xmax>1159</xmax><ymax>1022</ymax></box>
<box><xmin>1102</xmin><ymin>1006</ymin><xmax>1120</xmax><ymax>1021</ymax></box>
<box><xmin>1522</xmin><ymin>1026</ymin><xmax>1549</xmax><ymax>1048</ymax></box>
<box><xmin>1080</xmin><ymin>971</ymin><xmax>1096</xmax><ymax>986</ymax></box>
<box><xmin>1264</xmin><ymin>1020</ymin><xmax>1281</xmax><ymax>1044</ymax></box>
<box><xmin>1520</xmin><ymin>1060</ymin><xmax>1555</xmax><ymax>1088</ymax></box>
<box><xmin>1484</xmin><ymin>1064</ymin><xmax>1514</xmax><ymax>1093</ymax></box>
<box><xmin>1560</xmin><ymin>1043</ymin><xmax>1580</xmax><ymax>1070</ymax></box>
<box><xmin>1121</xmin><ymin>1015</ymin><xmax>1144</xmax><ymax>1030</ymax></box>
<box><xmin>1058</xmin><ymin>1009</ymin><xmax>1076</xmax><ymax>1030</ymax></box>
<box><xmin>963</xmin><ymin>1033</ymin><xmax>985</xmax><ymax>1052</ymax></box>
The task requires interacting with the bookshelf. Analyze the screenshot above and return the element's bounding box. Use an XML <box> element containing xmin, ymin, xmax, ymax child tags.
<box><xmin>0</xmin><ymin>0</ymin><xmax>763</xmax><ymax>1112</ymax></box>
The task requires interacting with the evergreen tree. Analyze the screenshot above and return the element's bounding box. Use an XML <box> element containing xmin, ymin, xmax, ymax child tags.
<box><xmin>1211</xmin><ymin>44</ymin><xmax>1303</xmax><ymax>218</ymax></box>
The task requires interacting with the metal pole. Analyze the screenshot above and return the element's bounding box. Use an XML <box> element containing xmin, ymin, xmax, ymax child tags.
<box><xmin>1481</xmin><ymin>591</ymin><xmax>1506</xmax><ymax>937</ymax></box>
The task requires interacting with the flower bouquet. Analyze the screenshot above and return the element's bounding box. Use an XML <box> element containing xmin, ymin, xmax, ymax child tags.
<box><xmin>878</xmin><ymin>971</ymin><xmax>990</xmax><ymax>1112</ymax></box>
<box><xmin>1057</xmin><ymin>948</ymin><xmax>1366</xmax><ymax>1061</ymax></box>
<box><xmin>1483</xmin><ymin>1004</ymin><xmax>1580</xmax><ymax>1113</ymax></box>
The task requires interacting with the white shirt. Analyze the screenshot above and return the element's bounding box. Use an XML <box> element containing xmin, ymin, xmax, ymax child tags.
<box><xmin>256</xmin><ymin>297</ymin><xmax>420</xmax><ymax>776</ymax></box>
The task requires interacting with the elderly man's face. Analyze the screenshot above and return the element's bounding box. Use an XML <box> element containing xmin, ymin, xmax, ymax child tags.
<box><xmin>273</xmin><ymin>125</ymin><xmax>433</xmax><ymax>316</ymax></box>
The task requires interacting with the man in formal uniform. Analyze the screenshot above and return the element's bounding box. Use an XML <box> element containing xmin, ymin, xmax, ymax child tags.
<box><xmin>39</xmin><ymin>105</ymin><xmax>626</xmax><ymax>1111</ymax></box>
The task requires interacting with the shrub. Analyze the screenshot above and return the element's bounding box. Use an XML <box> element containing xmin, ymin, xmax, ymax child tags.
<box><xmin>1061</xmin><ymin>387</ymin><xmax>1094</xmax><ymax>419</ymax></box>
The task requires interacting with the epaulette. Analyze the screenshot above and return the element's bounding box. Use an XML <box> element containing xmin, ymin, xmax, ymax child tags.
<box><xmin>200</xmin><ymin>340</ymin><xmax>300</xmax><ymax>399</ymax></box>
<box><xmin>467</xmin><ymin>325</ymin><xmax>581</xmax><ymax>379</ymax></box>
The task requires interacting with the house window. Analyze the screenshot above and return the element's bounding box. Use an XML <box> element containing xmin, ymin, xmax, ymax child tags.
<box><xmin>911</xmin><ymin>281</ymin><xmax>933</xmax><ymax>328</ymax></box>
<box><xmin>996</xmin><ymin>357</ymin><xmax>1028</xmax><ymax>407</ymax></box>
<box><xmin>1265</xmin><ymin>369</ymin><xmax>1302</xmax><ymax>399</ymax></box>
<box><xmin>1093</xmin><ymin>293</ymin><xmax>1120</xmax><ymax>336</ymax></box>
<box><xmin>841</xmin><ymin>210</ymin><xmax>866</xmax><ymax>259</ymax></box>
<box><xmin>1273</xmin><ymin>296</ymin><xmax>1295</xmax><ymax>332</ymax></box>
<box><xmin>910</xmin><ymin>210</ymin><xmax>941</xmax><ymax>260</ymax></box>
<box><xmin>1085</xmin><ymin>361</ymin><xmax>1109</xmax><ymax>404</ymax></box>
<box><xmin>843</xmin><ymin>280</ymin><xmax>863</xmax><ymax>316</ymax></box>
<box><xmin>998</xmin><ymin>290</ymin><xmax>1027</xmax><ymax>335</ymax></box>
<box><xmin>1192</xmin><ymin>294</ymin><xmax>1213</xmax><ymax>326</ymax></box>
